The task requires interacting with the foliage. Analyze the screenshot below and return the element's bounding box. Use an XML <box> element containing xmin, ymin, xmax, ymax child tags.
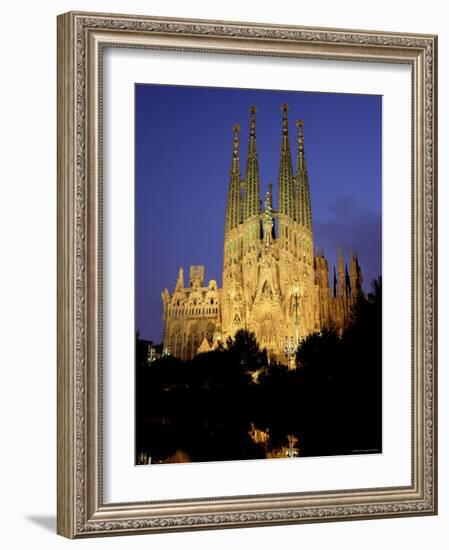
<box><xmin>136</xmin><ymin>278</ymin><xmax>382</xmax><ymax>463</ymax></box>
<box><xmin>226</xmin><ymin>329</ymin><xmax>269</xmax><ymax>372</ymax></box>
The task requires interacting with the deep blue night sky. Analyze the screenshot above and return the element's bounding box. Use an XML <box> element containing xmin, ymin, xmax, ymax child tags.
<box><xmin>135</xmin><ymin>84</ymin><xmax>382</xmax><ymax>343</ymax></box>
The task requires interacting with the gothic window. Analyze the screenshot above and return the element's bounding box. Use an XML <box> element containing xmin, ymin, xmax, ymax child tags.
<box><xmin>173</xmin><ymin>331</ymin><xmax>181</xmax><ymax>357</ymax></box>
<box><xmin>262</xmin><ymin>281</ymin><xmax>273</xmax><ymax>299</ymax></box>
<box><xmin>169</xmin><ymin>325</ymin><xmax>181</xmax><ymax>358</ymax></box>
<box><xmin>169</xmin><ymin>333</ymin><xmax>175</xmax><ymax>354</ymax></box>
<box><xmin>193</xmin><ymin>332</ymin><xmax>199</xmax><ymax>354</ymax></box>
<box><xmin>185</xmin><ymin>334</ymin><xmax>193</xmax><ymax>360</ymax></box>
<box><xmin>206</xmin><ymin>323</ymin><xmax>215</xmax><ymax>341</ymax></box>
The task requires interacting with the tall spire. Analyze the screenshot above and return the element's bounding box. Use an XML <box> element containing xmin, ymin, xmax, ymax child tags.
<box><xmin>345</xmin><ymin>264</ymin><xmax>351</xmax><ymax>299</ymax></box>
<box><xmin>262</xmin><ymin>183</ymin><xmax>275</xmax><ymax>246</ymax></box>
<box><xmin>243</xmin><ymin>106</ymin><xmax>260</xmax><ymax>220</ymax></box>
<box><xmin>295</xmin><ymin>119</ymin><xmax>312</xmax><ymax>229</ymax></box>
<box><xmin>175</xmin><ymin>266</ymin><xmax>184</xmax><ymax>290</ymax></box>
<box><xmin>277</xmin><ymin>104</ymin><xmax>295</xmax><ymax>218</ymax></box>
<box><xmin>338</xmin><ymin>246</ymin><xmax>345</xmax><ymax>298</ymax></box>
<box><xmin>349</xmin><ymin>250</ymin><xmax>357</xmax><ymax>299</ymax></box>
<box><xmin>225</xmin><ymin>123</ymin><xmax>242</xmax><ymax>232</ymax></box>
<box><xmin>351</xmin><ymin>252</ymin><xmax>363</xmax><ymax>297</ymax></box>
<box><xmin>333</xmin><ymin>266</ymin><xmax>338</xmax><ymax>298</ymax></box>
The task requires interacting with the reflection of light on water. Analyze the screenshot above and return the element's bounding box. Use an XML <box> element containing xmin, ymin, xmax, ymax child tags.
<box><xmin>248</xmin><ymin>422</ymin><xmax>269</xmax><ymax>445</ymax></box>
<box><xmin>285</xmin><ymin>447</ymin><xmax>299</xmax><ymax>458</ymax></box>
<box><xmin>137</xmin><ymin>452</ymin><xmax>152</xmax><ymax>465</ymax></box>
<box><xmin>138</xmin><ymin>450</ymin><xmax>192</xmax><ymax>465</ymax></box>
<box><xmin>248</xmin><ymin>426</ymin><xmax>301</xmax><ymax>459</ymax></box>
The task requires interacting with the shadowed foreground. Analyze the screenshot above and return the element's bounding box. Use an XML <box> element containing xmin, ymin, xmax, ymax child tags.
<box><xmin>136</xmin><ymin>278</ymin><xmax>382</xmax><ymax>464</ymax></box>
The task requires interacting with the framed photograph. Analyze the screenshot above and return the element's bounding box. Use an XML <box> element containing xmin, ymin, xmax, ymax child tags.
<box><xmin>57</xmin><ymin>11</ymin><xmax>437</xmax><ymax>538</ymax></box>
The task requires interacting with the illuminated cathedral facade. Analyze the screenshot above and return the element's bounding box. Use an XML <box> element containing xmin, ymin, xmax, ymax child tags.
<box><xmin>161</xmin><ymin>104</ymin><xmax>363</xmax><ymax>365</ymax></box>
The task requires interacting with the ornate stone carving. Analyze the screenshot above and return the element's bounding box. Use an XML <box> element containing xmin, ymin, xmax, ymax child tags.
<box><xmin>66</xmin><ymin>13</ymin><xmax>436</xmax><ymax>535</ymax></box>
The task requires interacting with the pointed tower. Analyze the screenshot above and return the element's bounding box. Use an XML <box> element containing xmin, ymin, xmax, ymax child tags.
<box><xmin>314</xmin><ymin>252</ymin><xmax>329</xmax><ymax>293</ymax></box>
<box><xmin>333</xmin><ymin>266</ymin><xmax>338</xmax><ymax>298</ymax></box>
<box><xmin>277</xmin><ymin>104</ymin><xmax>295</xmax><ymax>218</ymax></box>
<box><xmin>225</xmin><ymin>123</ymin><xmax>242</xmax><ymax>232</ymax></box>
<box><xmin>175</xmin><ymin>266</ymin><xmax>184</xmax><ymax>290</ymax></box>
<box><xmin>295</xmin><ymin>119</ymin><xmax>312</xmax><ymax>229</ymax></box>
<box><xmin>243</xmin><ymin>106</ymin><xmax>260</xmax><ymax>220</ymax></box>
<box><xmin>338</xmin><ymin>246</ymin><xmax>345</xmax><ymax>298</ymax></box>
<box><xmin>345</xmin><ymin>263</ymin><xmax>351</xmax><ymax>299</ymax></box>
<box><xmin>349</xmin><ymin>250</ymin><xmax>358</xmax><ymax>300</ymax></box>
<box><xmin>262</xmin><ymin>184</ymin><xmax>275</xmax><ymax>247</ymax></box>
<box><xmin>355</xmin><ymin>254</ymin><xmax>363</xmax><ymax>296</ymax></box>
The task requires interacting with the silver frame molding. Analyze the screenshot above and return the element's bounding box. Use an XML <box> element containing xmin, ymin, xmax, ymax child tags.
<box><xmin>57</xmin><ymin>11</ymin><xmax>438</xmax><ymax>539</ymax></box>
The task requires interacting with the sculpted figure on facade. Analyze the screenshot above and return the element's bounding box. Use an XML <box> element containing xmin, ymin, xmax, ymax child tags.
<box><xmin>161</xmin><ymin>105</ymin><xmax>363</xmax><ymax>364</ymax></box>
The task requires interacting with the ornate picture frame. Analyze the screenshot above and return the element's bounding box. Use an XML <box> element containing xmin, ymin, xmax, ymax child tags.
<box><xmin>57</xmin><ymin>11</ymin><xmax>437</xmax><ymax>538</ymax></box>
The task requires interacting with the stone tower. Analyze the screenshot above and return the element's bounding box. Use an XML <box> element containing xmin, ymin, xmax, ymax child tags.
<box><xmin>161</xmin><ymin>105</ymin><xmax>364</xmax><ymax>364</ymax></box>
<box><xmin>221</xmin><ymin>104</ymin><xmax>320</xmax><ymax>362</ymax></box>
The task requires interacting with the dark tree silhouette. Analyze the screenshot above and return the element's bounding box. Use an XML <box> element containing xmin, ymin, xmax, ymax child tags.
<box><xmin>136</xmin><ymin>279</ymin><xmax>382</xmax><ymax>464</ymax></box>
<box><xmin>226</xmin><ymin>329</ymin><xmax>268</xmax><ymax>372</ymax></box>
<box><xmin>293</xmin><ymin>276</ymin><xmax>382</xmax><ymax>456</ymax></box>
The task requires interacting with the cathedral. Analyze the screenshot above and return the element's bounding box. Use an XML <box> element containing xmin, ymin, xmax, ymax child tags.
<box><xmin>161</xmin><ymin>104</ymin><xmax>363</xmax><ymax>365</ymax></box>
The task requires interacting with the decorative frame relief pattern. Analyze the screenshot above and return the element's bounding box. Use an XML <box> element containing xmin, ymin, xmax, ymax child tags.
<box><xmin>57</xmin><ymin>11</ymin><xmax>437</xmax><ymax>538</ymax></box>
